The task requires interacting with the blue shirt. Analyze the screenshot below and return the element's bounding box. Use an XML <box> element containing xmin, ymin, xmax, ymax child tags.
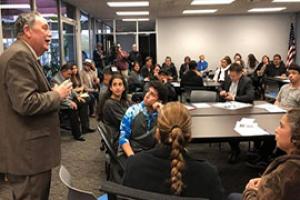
<box><xmin>197</xmin><ymin>60</ymin><xmax>208</xmax><ymax>71</ymax></box>
<box><xmin>119</xmin><ymin>101</ymin><xmax>158</xmax><ymax>146</ymax></box>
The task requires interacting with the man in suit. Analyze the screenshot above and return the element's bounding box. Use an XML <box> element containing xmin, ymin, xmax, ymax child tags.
<box><xmin>219</xmin><ymin>63</ymin><xmax>255</xmax><ymax>163</ymax></box>
<box><xmin>0</xmin><ymin>11</ymin><xmax>72</xmax><ymax>199</ymax></box>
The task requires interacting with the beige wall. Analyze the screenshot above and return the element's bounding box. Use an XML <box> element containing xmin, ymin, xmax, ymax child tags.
<box><xmin>157</xmin><ymin>14</ymin><xmax>295</xmax><ymax>70</ymax></box>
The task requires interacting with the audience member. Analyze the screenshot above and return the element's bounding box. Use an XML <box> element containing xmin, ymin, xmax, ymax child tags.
<box><xmin>150</xmin><ymin>64</ymin><xmax>161</xmax><ymax>81</ymax></box>
<box><xmin>128</xmin><ymin>44</ymin><xmax>142</xmax><ymax>68</ymax></box>
<box><xmin>213</xmin><ymin>56</ymin><xmax>232</xmax><ymax>83</ymax></box>
<box><xmin>123</xmin><ymin>102</ymin><xmax>224</xmax><ymax>199</ymax></box>
<box><xmin>93</xmin><ymin>43</ymin><xmax>105</xmax><ymax>78</ymax></box>
<box><xmin>234</xmin><ymin>53</ymin><xmax>245</xmax><ymax>68</ymax></box>
<box><xmin>158</xmin><ymin>70</ymin><xmax>178</xmax><ymax>102</ymax></box>
<box><xmin>141</xmin><ymin>56</ymin><xmax>153</xmax><ymax>81</ymax></box>
<box><xmin>128</xmin><ymin>61</ymin><xmax>144</xmax><ymax>92</ymax></box>
<box><xmin>179</xmin><ymin>56</ymin><xmax>191</xmax><ymax>79</ymax></box>
<box><xmin>229</xmin><ymin>109</ymin><xmax>300</xmax><ymax>200</ymax></box>
<box><xmin>219</xmin><ymin>63</ymin><xmax>255</xmax><ymax>163</ymax></box>
<box><xmin>264</xmin><ymin>54</ymin><xmax>287</xmax><ymax>77</ymax></box>
<box><xmin>98</xmin><ymin>74</ymin><xmax>129</xmax><ymax>150</ymax></box>
<box><xmin>0</xmin><ymin>11</ymin><xmax>71</xmax><ymax>200</ymax></box>
<box><xmin>244</xmin><ymin>53</ymin><xmax>259</xmax><ymax>76</ymax></box>
<box><xmin>80</xmin><ymin>59</ymin><xmax>100</xmax><ymax>117</ymax></box>
<box><xmin>51</xmin><ymin>63</ymin><xmax>94</xmax><ymax>141</ymax></box>
<box><xmin>119</xmin><ymin>81</ymin><xmax>168</xmax><ymax>158</ymax></box>
<box><xmin>115</xmin><ymin>44</ymin><xmax>129</xmax><ymax>78</ymax></box>
<box><xmin>181</xmin><ymin>60</ymin><xmax>204</xmax><ymax>88</ymax></box>
<box><xmin>197</xmin><ymin>54</ymin><xmax>208</xmax><ymax>72</ymax></box>
<box><xmin>255</xmin><ymin>55</ymin><xmax>270</xmax><ymax>77</ymax></box>
<box><xmin>70</xmin><ymin>64</ymin><xmax>89</xmax><ymax>103</ymax></box>
<box><xmin>162</xmin><ymin>56</ymin><xmax>178</xmax><ymax>81</ymax></box>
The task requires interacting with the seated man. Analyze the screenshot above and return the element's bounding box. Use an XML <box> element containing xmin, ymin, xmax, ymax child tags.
<box><xmin>158</xmin><ymin>69</ymin><xmax>178</xmax><ymax>102</ymax></box>
<box><xmin>51</xmin><ymin>63</ymin><xmax>94</xmax><ymax>141</ymax></box>
<box><xmin>181</xmin><ymin>60</ymin><xmax>204</xmax><ymax>87</ymax></box>
<box><xmin>264</xmin><ymin>54</ymin><xmax>287</xmax><ymax>78</ymax></box>
<box><xmin>219</xmin><ymin>63</ymin><xmax>255</xmax><ymax>103</ymax></box>
<box><xmin>218</xmin><ymin>63</ymin><xmax>255</xmax><ymax>163</ymax></box>
<box><xmin>161</xmin><ymin>56</ymin><xmax>178</xmax><ymax>81</ymax></box>
<box><xmin>247</xmin><ymin>64</ymin><xmax>300</xmax><ymax>169</ymax></box>
<box><xmin>119</xmin><ymin>81</ymin><xmax>168</xmax><ymax>158</ymax></box>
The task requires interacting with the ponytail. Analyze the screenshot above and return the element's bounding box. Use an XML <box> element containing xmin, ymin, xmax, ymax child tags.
<box><xmin>170</xmin><ymin>127</ymin><xmax>185</xmax><ymax>195</ymax></box>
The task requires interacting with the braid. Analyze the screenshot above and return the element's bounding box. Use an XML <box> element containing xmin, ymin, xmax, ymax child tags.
<box><xmin>157</xmin><ymin>102</ymin><xmax>192</xmax><ymax>195</ymax></box>
<box><xmin>170</xmin><ymin>127</ymin><xmax>185</xmax><ymax>195</ymax></box>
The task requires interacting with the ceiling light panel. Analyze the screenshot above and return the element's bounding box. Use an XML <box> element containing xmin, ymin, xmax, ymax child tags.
<box><xmin>273</xmin><ymin>0</ymin><xmax>300</xmax><ymax>2</ymax></box>
<box><xmin>116</xmin><ymin>11</ymin><xmax>149</xmax><ymax>16</ymax></box>
<box><xmin>248</xmin><ymin>7</ymin><xmax>286</xmax><ymax>12</ymax></box>
<box><xmin>191</xmin><ymin>0</ymin><xmax>235</xmax><ymax>5</ymax></box>
<box><xmin>122</xmin><ymin>18</ymin><xmax>150</xmax><ymax>21</ymax></box>
<box><xmin>107</xmin><ymin>1</ymin><xmax>149</xmax><ymax>7</ymax></box>
<box><xmin>0</xmin><ymin>4</ymin><xmax>30</xmax><ymax>9</ymax></box>
<box><xmin>183</xmin><ymin>9</ymin><xmax>218</xmax><ymax>14</ymax></box>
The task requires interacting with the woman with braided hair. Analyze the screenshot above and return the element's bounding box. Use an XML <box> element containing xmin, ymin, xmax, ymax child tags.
<box><xmin>123</xmin><ymin>102</ymin><xmax>224</xmax><ymax>199</ymax></box>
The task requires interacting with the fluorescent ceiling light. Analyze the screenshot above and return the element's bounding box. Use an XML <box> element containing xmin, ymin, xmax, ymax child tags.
<box><xmin>116</xmin><ymin>11</ymin><xmax>149</xmax><ymax>16</ymax></box>
<box><xmin>191</xmin><ymin>0</ymin><xmax>235</xmax><ymax>5</ymax></box>
<box><xmin>122</xmin><ymin>18</ymin><xmax>149</xmax><ymax>21</ymax></box>
<box><xmin>41</xmin><ymin>13</ymin><xmax>57</xmax><ymax>18</ymax></box>
<box><xmin>248</xmin><ymin>7</ymin><xmax>286</xmax><ymax>12</ymax></box>
<box><xmin>0</xmin><ymin>4</ymin><xmax>30</xmax><ymax>9</ymax></box>
<box><xmin>107</xmin><ymin>1</ymin><xmax>149</xmax><ymax>7</ymax></box>
<box><xmin>183</xmin><ymin>9</ymin><xmax>217</xmax><ymax>14</ymax></box>
<box><xmin>273</xmin><ymin>0</ymin><xmax>300</xmax><ymax>2</ymax></box>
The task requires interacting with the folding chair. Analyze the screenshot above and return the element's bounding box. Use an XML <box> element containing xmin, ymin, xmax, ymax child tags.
<box><xmin>97</xmin><ymin>122</ymin><xmax>125</xmax><ymax>182</ymax></box>
<box><xmin>59</xmin><ymin>165</ymin><xmax>100</xmax><ymax>200</ymax></box>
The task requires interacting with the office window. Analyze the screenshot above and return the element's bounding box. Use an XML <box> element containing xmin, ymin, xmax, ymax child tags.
<box><xmin>138</xmin><ymin>20</ymin><xmax>155</xmax><ymax>32</ymax></box>
<box><xmin>80</xmin><ymin>12</ymin><xmax>90</xmax><ymax>60</ymax></box>
<box><xmin>116</xmin><ymin>20</ymin><xmax>136</xmax><ymax>32</ymax></box>
<box><xmin>36</xmin><ymin>0</ymin><xmax>60</xmax><ymax>79</ymax></box>
<box><xmin>1</xmin><ymin>0</ymin><xmax>31</xmax><ymax>50</ymax></box>
<box><xmin>61</xmin><ymin>1</ymin><xmax>76</xmax><ymax>20</ymax></box>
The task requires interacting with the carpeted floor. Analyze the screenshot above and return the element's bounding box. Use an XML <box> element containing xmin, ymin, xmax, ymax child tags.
<box><xmin>49</xmin><ymin>118</ymin><xmax>263</xmax><ymax>199</ymax></box>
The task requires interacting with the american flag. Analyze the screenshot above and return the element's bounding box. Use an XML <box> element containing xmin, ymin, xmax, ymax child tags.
<box><xmin>287</xmin><ymin>23</ymin><xmax>296</xmax><ymax>67</ymax></box>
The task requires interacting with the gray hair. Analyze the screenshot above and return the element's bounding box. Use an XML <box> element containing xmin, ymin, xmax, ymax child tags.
<box><xmin>15</xmin><ymin>11</ymin><xmax>41</xmax><ymax>39</ymax></box>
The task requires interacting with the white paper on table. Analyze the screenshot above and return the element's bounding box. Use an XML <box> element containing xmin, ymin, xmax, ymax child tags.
<box><xmin>212</xmin><ymin>101</ymin><xmax>252</xmax><ymax>110</ymax></box>
<box><xmin>171</xmin><ymin>82</ymin><xmax>180</xmax><ymax>87</ymax></box>
<box><xmin>192</xmin><ymin>103</ymin><xmax>211</xmax><ymax>108</ymax></box>
<box><xmin>234</xmin><ymin>119</ymin><xmax>270</xmax><ymax>136</ymax></box>
<box><xmin>184</xmin><ymin>104</ymin><xmax>196</xmax><ymax>111</ymax></box>
<box><xmin>255</xmin><ymin>103</ymin><xmax>286</xmax><ymax>113</ymax></box>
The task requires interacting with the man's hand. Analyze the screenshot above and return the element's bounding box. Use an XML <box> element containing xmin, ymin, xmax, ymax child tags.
<box><xmin>220</xmin><ymin>90</ymin><xmax>227</xmax><ymax>97</ymax></box>
<box><xmin>52</xmin><ymin>80</ymin><xmax>72</xmax><ymax>100</ymax></box>
<box><xmin>225</xmin><ymin>92</ymin><xmax>235</xmax><ymax>101</ymax></box>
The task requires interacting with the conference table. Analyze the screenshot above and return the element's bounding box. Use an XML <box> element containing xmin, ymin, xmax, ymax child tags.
<box><xmin>189</xmin><ymin>101</ymin><xmax>285</xmax><ymax>143</ymax></box>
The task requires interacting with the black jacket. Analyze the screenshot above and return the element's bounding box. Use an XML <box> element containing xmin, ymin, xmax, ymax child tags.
<box><xmin>264</xmin><ymin>62</ymin><xmax>287</xmax><ymax>77</ymax></box>
<box><xmin>181</xmin><ymin>70</ymin><xmax>204</xmax><ymax>88</ymax></box>
<box><xmin>220</xmin><ymin>75</ymin><xmax>255</xmax><ymax>103</ymax></box>
<box><xmin>123</xmin><ymin>145</ymin><xmax>224</xmax><ymax>200</ymax></box>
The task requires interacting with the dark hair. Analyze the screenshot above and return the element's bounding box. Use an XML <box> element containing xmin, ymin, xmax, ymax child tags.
<box><xmin>287</xmin><ymin>109</ymin><xmax>300</xmax><ymax>150</ymax></box>
<box><xmin>288</xmin><ymin>64</ymin><xmax>300</xmax><ymax>73</ymax></box>
<box><xmin>15</xmin><ymin>11</ymin><xmax>41</xmax><ymax>38</ymax></box>
<box><xmin>184</xmin><ymin>56</ymin><xmax>191</xmax><ymax>62</ymax></box>
<box><xmin>132</xmin><ymin>61</ymin><xmax>140</xmax><ymax>72</ymax></box>
<box><xmin>223</xmin><ymin>56</ymin><xmax>232</xmax><ymax>65</ymax></box>
<box><xmin>145</xmin><ymin>56</ymin><xmax>153</xmax><ymax>63</ymax></box>
<box><xmin>165</xmin><ymin>56</ymin><xmax>172</xmax><ymax>61</ymax></box>
<box><xmin>97</xmin><ymin>74</ymin><xmax>128</xmax><ymax>121</ymax></box>
<box><xmin>147</xmin><ymin>81</ymin><xmax>168</xmax><ymax>104</ymax></box>
<box><xmin>189</xmin><ymin>60</ymin><xmax>197</xmax><ymax>70</ymax></box>
<box><xmin>158</xmin><ymin>69</ymin><xmax>169</xmax><ymax>76</ymax></box>
<box><xmin>248</xmin><ymin>54</ymin><xmax>258</xmax><ymax>69</ymax></box>
<box><xmin>157</xmin><ymin>102</ymin><xmax>192</xmax><ymax>195</ymax></box>
<box><xmin>61</xmin><ymin>62</ymin><xmax>73</xmax><ymax>71</ymax></box>
<box><xmin>70</xmin><ymin>64</ymin><xmax>82</xmax><ymax>88</ymax></box>
<box><xmin>234</xmin><ymin>53</ymin><xmax>242</xmax><ymax>60</ymax></box>
<box><xmin>103</xmin><ymin>66</ymin><xmax>113</xmax><ymax>75</ymax></box>
<box><xmin>229</xmin><ymin>63</ymin><xmax>243</xmax><ymax>73</ymax></box>
<box><xmin>261</xmin><ymin>55</ymin><xmax>270</xmax><ymax>64</ymax></box>
<box><xmin>273</xmin><ymin>54</ymin><xmax>282</xmax><ymax>60</ymax></box>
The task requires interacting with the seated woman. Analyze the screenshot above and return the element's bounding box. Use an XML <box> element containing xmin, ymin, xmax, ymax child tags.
<box><xmin>97</xmin><ymin>74</ymin><xmax>129</xmax><ymax>150</ymax></box>
<box><xmin>128</xmin><ymin>61</ymin><xmax>143</xmax><ymax>92</ymax></box>
<box><xmin>123</xmin><ymin>102</ymin><xmax>224</xmax><ymax>199</ymax></box>
<box><xmin>229</xmin><ymin>109</ymin><xmax>300</xmax><ymax>200</ymax></box>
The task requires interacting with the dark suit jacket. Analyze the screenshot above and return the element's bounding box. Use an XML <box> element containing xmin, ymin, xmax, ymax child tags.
<box><xmin>220</xmin><ymin>75</ymin><xmax>255</xmax><ymax>103</ymax></box>
<box><xmin>0</xmin><ymin>40</ymin><xmax>61</xmax><ymax>175</ymax></box>
<box><xmin>123</xmin><ymin>145</ymin><xmax>224</xmax><ymax>200</ymax></box>
<box><xmin>180</xmin><ymin>70</ymin><xmax>204</xmax><ymax>88</ymax></box>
